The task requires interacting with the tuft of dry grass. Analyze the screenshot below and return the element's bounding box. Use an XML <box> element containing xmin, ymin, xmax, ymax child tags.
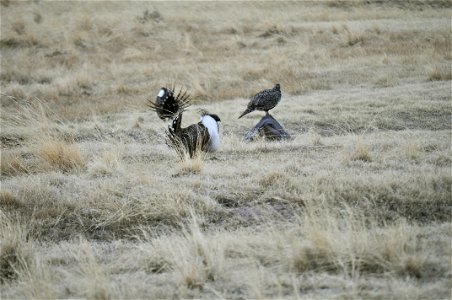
<box><xmin>1</xmin><ymin>153</ymin><xmax>29</xmax><ymax>176</ymax></box>
<box><xmin>33</xmin><ymin>10</ymin><xmax>42</xmax><ymax>24</ymax></box>
<box><xmin>90</xmin><ymin>146</ymin><xmax>123</xmax><ymax>176</ymax></box>
<box><xmin>288</xmin><ymin>203</ymin><xmax>439</xmax><ymax>278</ymax></box>
<box><xmin>70</xmin><ymin>239</ymin><xmax>112</xmax><ymax>300</ymax></box>
<box><xmin>343</xmin><ymin>27</ymin><xmax>364</xmax><ymax>46</ymax></box>
<box><xmin>180</xmin><ymin>154</ymin><xmax>202</xmax><ymax>175</ymax></box>
<box><xmin>0</xmin><ymin>214</ymin><xmax>32</xmax><ymax>283</ymax></box>
<box><xmin>259</xmin><ymin>171</ymin><xmax>284</xmax><ymax>187</ymax></box>
<box><xmin>405</xmin><ymin>141</ymin><xmax>420</xmax><ymax>160</ymax></box>
<box><xmin>15</xmin><ymin>258</ymin><xmax>56</xmax><ymax>299</ymax></box>
<box><xmin>306</xmin><ymin>130</ymin><xmax>323</xmax><ymax>146</ymax></box>
<box><xmin>160</xmin><ymin>213</ymin><xmax>225</xmax><ymax>289</ymax></box>
<box><xmin>11</xmin><ymin>19</ymin><xmax>26</xmax><ymax>35</ymax></box>
<box><xmin>36</xmin><ymin>139</ymin><xmax>86</xmax><ymax>172</ymax></box>
<box><xmin>0</xmin><ymin>190</ymin><xmax>20</xmax><ymax>208</ymax></box>
<box><xmin>347</xmin><ymin>138</ymin><xmax>372</xmax><ymax>162</ymax></box>
<box><xmin>428</xmin><ymin>65</ymin><xmax>452</xmax><ymax>81</ymax></box>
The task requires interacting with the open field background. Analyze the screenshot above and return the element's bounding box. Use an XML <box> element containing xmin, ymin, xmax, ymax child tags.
<box><xmin>1</xmin><ymin>1</ymin><xmax>451</xmax><ymax>299</ymax></box>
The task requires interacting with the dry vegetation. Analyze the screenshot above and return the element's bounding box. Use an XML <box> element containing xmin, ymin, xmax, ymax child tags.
<box><xmin>1</xmin><ymin>1</ymin><xmax>451</xmax><ymax>299</ymax></box>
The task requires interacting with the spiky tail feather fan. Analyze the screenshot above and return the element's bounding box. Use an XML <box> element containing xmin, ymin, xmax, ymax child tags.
<box><xmin>148</xmin><ymin>83</ymin><xmax>191</xmax><ymax>120</ymax></box>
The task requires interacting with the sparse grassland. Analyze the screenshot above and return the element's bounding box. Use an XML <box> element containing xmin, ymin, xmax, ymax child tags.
<box><xmin>1</xmin><ymin>1</ymin><xmax>451</xmax><ymax>299</ymax></box>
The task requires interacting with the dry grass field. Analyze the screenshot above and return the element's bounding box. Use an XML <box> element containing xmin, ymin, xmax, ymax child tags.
<box><xmin>1</xmin><ymin>1</ymin><xmax>451</xmax><ymax>299</ymax></box>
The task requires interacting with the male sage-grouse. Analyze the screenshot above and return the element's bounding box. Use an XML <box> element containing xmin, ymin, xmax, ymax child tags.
<box><xmin>148</xmin><ymin>85</ymin><xmax>191</xmax><ymax>120</ymax></box>
<box><xmin>238</xmin><ymin>84</ymin><xmax>281</xmax><ymax>119</ymax></box>
<box><xmin>167</xmin><ymin>110</ymin><xmax>221</xmax><ymax>159</ymax></box>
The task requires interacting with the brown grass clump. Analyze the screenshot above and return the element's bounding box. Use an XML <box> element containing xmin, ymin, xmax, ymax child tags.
<box><xmin>259</xmin><ymin>171</ymin><xmax>284</xmax><ymax>187</ymax></box>
<box><xmin>11</xmin><ymin>19</ymin><xmax>26</xmax><ymax>35</ymax></box>
<box><xmin>288</xmin><ymin>202</ymin><xmax>443</xmax><ymax>279</ymax></box>
<box><xmin>347</xmin><ymin>138</ymin><xmax>372</xmax><ymax>162</ymax></box>
<box><xmin>344</xmin><ymin>28</ymin><xmax>364</xmax><ymax>46</ymax></box>
<box><xmin>428</xmin><ymin>65</ymin><xmax>452</xmax><ymax>81</ymax></box>
<box><xmin>0</xmin><ymin>214</ymin><xmax>31</xmax><ymax>283</ymax></box>
<box><xmin>0</xmin><ymin>0</ymin><xmax>11</xmax><ymax>7</ymax></box>
<box><xmin>2</xmin><ymin>84</ymin><xmax>27</xmax><ymax>100</ymax></box>
<box><xmin>307</xmin><ymin>131</ymin><xmax>323</xmax><ymax>146</ymax></box>
<box><xmin>177</xmin><ymin>217</ymin><xmax>225</xmax><ymax>288</ymax></box>
<box><xmin>143</xmin><ymin>213</ymin><xmax>225</xmax><ymax>289</ymax></box>
<box><xmin>37</xmin><ymin>139</ymin><xmax>86</xmax><ymax>172</ymax></box>
<box><xmin>0</xmin><ymin>33</ymin><xmax>39</xmax><ymax>48</ymax></box>
<box><xmin>1</xmin><ymin>153</ymin><xmax>29</xmax><ymax>176</ymax></box>
<box><xmin>180</xmin><ymin>154</ymin><xmax>202</xmax><ymax>175</ymax></box>
<box><xmin>375</xmin><ymin>76</ymin><xmax>395</xmax><ymax>87</ymax></box>
<box><xmin>0</xmin><ymin>190</ymin><xmax>21</xmax><ymax>208</ymax></box>
<box><xmin>90</xmin><ymin>147</ymin><xmax>123</xmax><ymax>176</ymax></box>
<box><xmin>33</xmin><ymin>10</ymin><xmax>42</xmax><ymax>24</ymax></box>
<box><xmin>71</xmin><ymin>240</ymin><xmax>112</xmax><ymax>300</ymax></box>
<box><xmin>405</xmin><ymin>142</ymin><xmax>420</xmax><ymax>160</ymax></box>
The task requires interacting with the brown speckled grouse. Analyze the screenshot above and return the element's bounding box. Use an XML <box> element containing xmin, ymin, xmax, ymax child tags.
<box><xmin>166</xmin><ymin>110</ymin><xmax>221</xmax><ymax>159</ymax></box>
<box><xmin>238</xmin><ymin>84</ymin><xmax>281</xmax><ymax>119</ymax></box>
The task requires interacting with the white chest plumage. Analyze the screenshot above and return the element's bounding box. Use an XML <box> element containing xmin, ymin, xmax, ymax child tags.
<box><xmin>200</xmin><ymin>115</ymin><xmax>220</xmax><ymax>152</ymax></box>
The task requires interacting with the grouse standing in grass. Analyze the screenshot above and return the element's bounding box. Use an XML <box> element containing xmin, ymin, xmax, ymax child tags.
<box><xmin>238</xmin><ymin>84</ymin><xmax>281</xmax><ymax>119</ymax></box>
<box><xmin>147</xmin><ymin>84</ymin><xmax>190</xmax><ymax>121</ymax></box>
<box><xmin>167</xmin><ymin>110</ymin><xmax>221</xmax><ymax>159</ymax></box>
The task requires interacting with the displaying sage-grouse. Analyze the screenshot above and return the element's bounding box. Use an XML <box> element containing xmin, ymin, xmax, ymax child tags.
<box><xmin>238</xmin><ymin>84</ymin><xmax>281</xmax><ymax>119</ymax></box>
<box><xmin>148</xmin><ymin>85</ymin><xmax>191</xmax><ymax>120</ymax></box>
<box><xmin>167</xmin><ymin>110</ymin><xmax>221</xmax><ymax>158</ymax></box>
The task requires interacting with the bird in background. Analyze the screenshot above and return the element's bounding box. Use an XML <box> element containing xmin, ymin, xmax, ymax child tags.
<box><xmin>238</xmin><ymin>83</ymin><xmax>281</xmax><ymax>119</ymax></box>
<box><xmin>148</xmin><ymin>84</ymin><xmax>190</xmax><ymax>121</ymax></box>
<box><xmin>166</xmin><ymin>109</ymin><xmax>221</xmax><ymax>159</ymax></box>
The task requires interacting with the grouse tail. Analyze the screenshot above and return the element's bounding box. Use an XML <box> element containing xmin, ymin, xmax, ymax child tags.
<box><xmin>148</xmin><ymin>84</ymin><xmax>191</xmax><ymax>120</ymax></box>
